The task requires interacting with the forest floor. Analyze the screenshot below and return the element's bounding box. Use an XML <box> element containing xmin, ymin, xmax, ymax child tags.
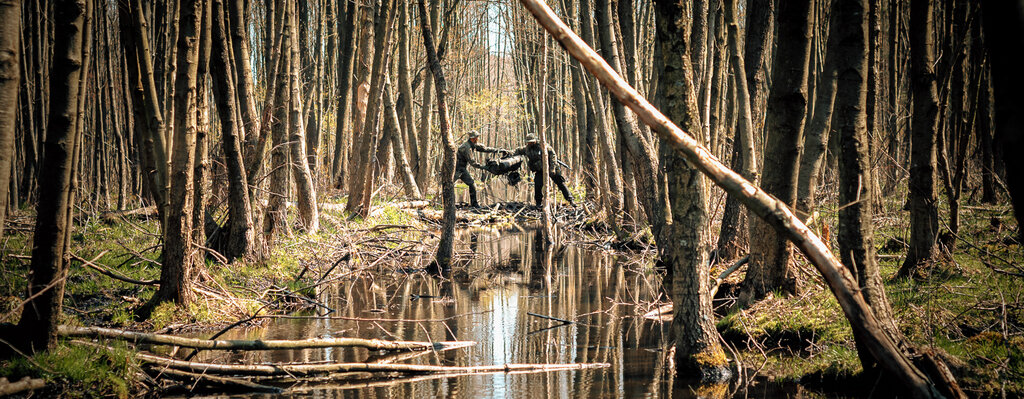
<box><xmin>714</xmin><ymin>198</ymin><xmax>1023</xmax><ymax>397</ymax></box>
<box><xmin>0</xmin><ymin>190</ymin><xmax>1021</xmax><ymax>397</ymax></box>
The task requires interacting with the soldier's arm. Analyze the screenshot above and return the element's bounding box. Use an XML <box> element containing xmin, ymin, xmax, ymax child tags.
<box><xmin>472</xmin><ymin>142</ymin><xmax>500</xmax><ymax>154</ymax></box>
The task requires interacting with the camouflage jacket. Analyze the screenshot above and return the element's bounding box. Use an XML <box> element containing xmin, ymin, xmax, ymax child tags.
<box><xmin>456</xmin><ymin>141</ymin><xmax>500</xmax><ymax>172</ymax></box>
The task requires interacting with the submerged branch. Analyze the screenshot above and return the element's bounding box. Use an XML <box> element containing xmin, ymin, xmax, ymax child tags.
<box><xmin>148</xmin><ymin>367</ymin><xmax>283</xmax><ymax>393</ymax></box>
<box><xmin>114</xmin><ymin>345</ymin><xmax>611</xmax><ymax>377</ymax></box>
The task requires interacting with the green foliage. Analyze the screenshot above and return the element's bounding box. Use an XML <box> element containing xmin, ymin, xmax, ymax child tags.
<box><xmin>719</xmin><ymin>289</ymin><xmax>853</xmax><ymax>349</ymax></box>
<box><xmin>945</xmin><ymin>332</ymin><xmax>1024</xmax><ymax>395</ymax></box>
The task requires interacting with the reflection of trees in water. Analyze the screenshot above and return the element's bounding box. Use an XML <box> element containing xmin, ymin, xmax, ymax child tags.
<box><xmin>198</xmin><ymin>228</ymin><xmax>681</xmax><ymax>398</ymax></box>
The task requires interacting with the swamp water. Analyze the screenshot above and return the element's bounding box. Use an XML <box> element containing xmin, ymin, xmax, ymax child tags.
<box><xmin>193</xmin><ymin>227</ymin><xmax>826</xmax><ymax>398</ymax></box>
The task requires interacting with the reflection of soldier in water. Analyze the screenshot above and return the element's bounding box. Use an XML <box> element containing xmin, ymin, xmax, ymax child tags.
<box><xmin>528</xmin><ymin>230</ymin><xmax>553</xmax><ymax>289</ymax></box>
<box><xmin>455</xmin><ymin>131</ymin><xmax>503</xmax><ymax>208</ymax></box>
<box><xmin>512</xmin><ymin>134</ymin><xmax>575</xmax><ymax>207</ymax></box>
<box><xmin>468</xmin><ymin>231</ymin><xmax>480</xmax><ymax>254</ymax></box>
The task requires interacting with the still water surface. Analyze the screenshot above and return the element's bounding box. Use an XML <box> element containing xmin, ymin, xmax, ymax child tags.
<box><xmin>196</xmin><ymin>227</ymin><xmax>816</xmax><ymax>398</ymax></box>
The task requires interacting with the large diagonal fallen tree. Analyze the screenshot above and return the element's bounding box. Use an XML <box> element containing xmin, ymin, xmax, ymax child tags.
<box><xmin>514</xmin><ymin>0</ymin><xmax>955</xmax><ymax>398</ymax></box>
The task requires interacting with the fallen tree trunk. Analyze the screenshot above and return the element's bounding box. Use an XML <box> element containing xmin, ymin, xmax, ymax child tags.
<box><xmin>71</xmin><ymin>252</ymin><xmax>160</xmax><ymax>286</ymax></box>
<box><xmin>0</xmin><ymin>377</ymin><xmax>46</xmax><ymax>396</ymax></box>
<box><xmin>513</xmin><ymin>1</ymin><xmax>946</xmax><ymax>397</ymax></box>
<box><xmin>710</xmin><ymin>255</ymin><xmax>750</xmax><ymax>298</ymax></box>
<box><xmin>131</xmin><ymin>349</ymin><xmax>608</xmax><ymax>377</ymax></box>
<box><xmin>100</xmin><ymin>207</ymin><xmax>160</xmax><ymax>224</ymax></box>
<box><xmin>60</xmin><ymin>326</ymin><xmax>475</xmax><ymax>352</ymax></box>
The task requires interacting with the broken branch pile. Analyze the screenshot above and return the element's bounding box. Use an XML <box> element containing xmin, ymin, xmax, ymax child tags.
<box><xmin>66</xmin><ymin>326</ymin><xmax>609</xmax><ymax>394</ymax></box>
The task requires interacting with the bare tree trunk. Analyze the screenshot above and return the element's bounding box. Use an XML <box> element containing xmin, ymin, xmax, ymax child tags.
<box><xmin>597</xmin><ymin>0</ymin><xmax>647</xmax><ymax>225</ymax></box>
<box><xmin>718</xmin><ymin>0</ymin><xmax>775</xmax><ymax>258</ymax></box>
<box><xmin>17</xmin><ymin>0</ymin><xmax>89</xmax><ymax>353</ymax></box>
<box><xmin>830</xmin><ymin>0</ymin><xmax>902</xmax><ymax>372</ymax></box>
<box><xmin>193</xmin><ymin>1</ymin><xmax>212</xmax><ymax>251</ymax></box>
<box><xmin>797</xmin><ymin>39</ymin><xmax>838</xmax><ymax>220</ymax></box>
<box><xmin>210</xmin><ymin>0</ymin><xmax>254</xmax><ymax>260</ymax></box>
<box><xmin>288</xmin><ymin>0</ymin><xmax>319</xmax><ymax>233</ymax></box>
<box><xmin>247</xmin><ymin>0</ymin><xmax>286</xmax><ymax>188</ymax></box>
<box><xmin>226</xmin><ymin>0</ymin><xmax>257</xmax><ymax>150</ymax></box>
<box><xmin>744</xmin><ymin>0</ymin><xmax>774</xmax><ymax>132</ymax></box>
<box><xmin>417</xmin><ymin>0</ymin><xmax>442</xmax><ymax>194</ymax></box>
<box><xmin>978</xmin><ymin>70</ymin><xmax>995</xmax><ymax>204</ymax></box>
<box><xmin>898</xmin><ymin>0</ymin><xmax>941</xmax><ymax>278</ymax></box>
<box><xmin>356</xmin><ymin>0</ymin><xmax>398</xmax><ymax>216</ymax></box>
<box><xmin>332</xmin><ymin>0</ymin><xmax>358</xmax><ymax>188</ymax></box>
<box><xmin>740</xmin><ymin>0</ymin><xmax>816</xmax><ymax>304</ymax></box>
<box><xmin>0</xmin><ymin>0</ymin><xmax>21</xmax><ymax>240</ymax></box>
<box><xmin>579</xmin><ymin>0</ymin><xmax>623</xmax><ymax>222</ymax></box>
<box><xmin>144</xmin><ymin>0</ymin><xmax>207</xmax><ymax>314</ymax></box>
<box><xmin>653</xmin><ymin>0</ymin><xmax>730</xmax><ymax>381</ymax></box>
<box><xmin>348</xmin><ymin>0</ymin><xmax>395</xmax><ymax>217</ymax></box>
<box><xmin>419</xmin><ymin>0</ymin><xmax>455</xmax><ymax>273</ymax></box>
<box><xmin>263</xmin><ymin>0</ymin><xmax>291</xmax><ymax>240</ymax></box>
<box><xmin>716</xmin><ymin>0</ymin><xmax>759</xmax><ymax>261</ymax></box>
<box><xmin>538</xmin><ymin>35</ymin><xmax>554</xmax><ymax>244</ymax></box>
<box><xmin>300</xmin><ymin>1</ymin><xmax>321</xmax><ymax>174</ymax></box>
<box><xmin>121</xmin><ymin>0</ymin><xmax>170</xmax><ymax>223</ymax></box>
<box><xmin>568</xmin><ymin>63</ymin><xmax>595</xmax><ymax>202</ymax></box>
<box><xmin>981</xmin><ymin>1</ymin><xmax>1024</xmax><ymax>244</ymax></box>
<box><xmin>396</xmin><ymin>0</ymin><xmax>420</xmax><ymax>189</ymax></box>
<box><xmin>383</xmin><ymin>78</ymin><xmax>422</xmax><ymax>198</ymax></box>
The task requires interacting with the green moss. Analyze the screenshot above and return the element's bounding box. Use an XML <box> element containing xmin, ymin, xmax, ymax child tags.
<box><xmin>719</xmin><ymin>290</ymin><xmax>853</xmax><ymax>348</ymax></box>
<box><xmin>746</xmin><ymin>344</ymin><xmax>862</xmax><ymax>382</ymax></box>
<box><xmin>0</xmin><ymin>342</ymin><xmax>137</xmax><ymax>398</ymax></box>
<box><xmin>148</xmin><ymin>302</ymin><xmax>181</xmax><ymax>331</ymax></box>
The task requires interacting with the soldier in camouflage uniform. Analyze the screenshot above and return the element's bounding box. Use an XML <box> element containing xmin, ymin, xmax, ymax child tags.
<box><xmin>512</xmin><ymin>134</ymin><xmax>575</xmax><ymax>206</ymax></box>
<box><xmin>455</xmin><ymin>131</ymin><xmax>503</xmax><ymax>207</ymax></box>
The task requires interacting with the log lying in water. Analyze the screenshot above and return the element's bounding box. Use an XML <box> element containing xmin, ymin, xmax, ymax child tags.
<box><xmin>281</xmin><ymin>368</ymin><xmax>601</xmax><ymax>393</ymax></box>
<box><xmin>151</xmin><ymin>368</ymin><xmax>283</xmax><ymax>393</ymax></box>
<box><xmin>131</xmin><ymin>350</ymin><xmax>610</xmax><ymax>377</ymax></box>
<box><xmin>59</xmin><ymin>326</ymin><xmax>475</xmax><ymax>352</ymax></box>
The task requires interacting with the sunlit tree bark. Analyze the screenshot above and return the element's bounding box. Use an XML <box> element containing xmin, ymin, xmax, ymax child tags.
<box><xmin>288</xmin><ymin>0</ymin><xmax>319</xmax><ymax>233</ymax></box>
<box><xmin>143</xmin><ymin>0</ymin><xmax>207</xmax><ymax>314</ymax></box>
<box><xmin>653</xmin><ymin>0</ymin><xmax>730</xmax><ymax>380</ymax></box>
<box><xmin>210</xmin><ymin>0</ymin><xmax>254</xmax><ymax>260</ymax></box>
<box><xmin>0</xmin><ymin>0</ymin><xmax>21</xmax><ymax>240</ymax></box>
<box><xmin>17</xmin><ymin>0</ymin><xmax>90</xmax><ymax>353</ymax></box>
<box><xmin>419</xmin><ymin>0</ymin><xmax>456</xmax><ymax>272</ymax></box>
<box><xmin>898</xmin><ymin>0</ymin><xmax>941</xmax><ymax>278</ymax></box>
<box><xmin>739</xmin><ymin>0</ymin><xmax>815</xmax><ymax>305</ymax></box>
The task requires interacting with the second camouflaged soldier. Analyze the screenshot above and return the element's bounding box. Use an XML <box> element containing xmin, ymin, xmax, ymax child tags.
<box><xmin>512</xmin><ymin>134</ymin><xmax>575</xmax><ymax>207</ymax></box>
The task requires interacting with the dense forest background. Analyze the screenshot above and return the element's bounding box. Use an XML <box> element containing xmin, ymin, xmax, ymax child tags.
<box><xmin>0</xmin><ymin>0</ymin><xmax>1022</xmax><ymax>397</ymax></box>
